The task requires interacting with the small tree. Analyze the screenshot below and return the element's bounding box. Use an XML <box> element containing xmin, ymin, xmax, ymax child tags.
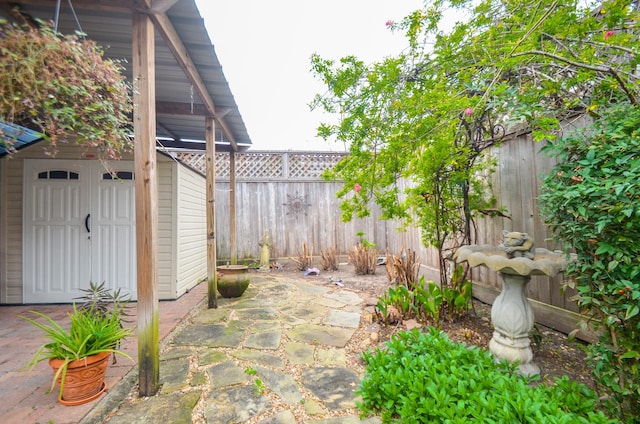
<box><xmin>0</xmin><ymin>20</ymin><xmax>133</xmax><ymax>158</ymax></box>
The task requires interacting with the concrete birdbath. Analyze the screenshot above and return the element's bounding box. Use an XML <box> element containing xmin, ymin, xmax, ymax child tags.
<box><xmin>454</xmin><ymin>231</ymin><xmax>574</xmax><ymax>376</ymax></box>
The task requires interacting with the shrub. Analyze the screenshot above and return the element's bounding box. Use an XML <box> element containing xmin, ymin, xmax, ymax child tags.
<box><xmin>539</xmin><ymin>104</ymin><xmax>640</xmax><ymax>421</ymax></box>
<box><xmin>357</xmin><ymin>328</ymin><xmax>616</xmax><ymax>423</ymax></box>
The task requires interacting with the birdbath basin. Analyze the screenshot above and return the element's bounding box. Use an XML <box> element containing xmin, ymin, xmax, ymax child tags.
<box><xmin>455</xmin><ymin>237</ymin><xmax>574</xmax><ymax>376</ymax></box>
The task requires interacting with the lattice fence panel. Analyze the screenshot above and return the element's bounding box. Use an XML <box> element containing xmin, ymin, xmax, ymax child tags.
<box><xmin>169</xmin><ymin>151</ymin><xmax>346</xmax><ymax>179</ymax></box>
<box><xmin>216</xmin><ymin>153</ymin><xmax>230</xmax><ymax>177</ymax></box>
<box><xmin>287</xmin><ymin>153</ymin><xmax>344</xmax><ymax>178</ymax></box>
<box><xmin>173</xmin><ymin>152</ymin><xmax>204</xmax><ymax>174</ymax></box>
<box><xmin>235</xmin><ymin>153</ymin><xmax>284</xmax><ymax>178</ymax></box>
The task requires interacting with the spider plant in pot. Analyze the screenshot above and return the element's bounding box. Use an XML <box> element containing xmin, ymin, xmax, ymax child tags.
<box><xmin>20</xmin><ymin>282</ymin><xmax>133</xmax><ymax>405</ymax></box>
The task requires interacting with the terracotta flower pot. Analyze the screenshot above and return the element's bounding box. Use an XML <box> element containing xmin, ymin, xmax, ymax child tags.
<box><xmin>217</xmin><ymin>265</ymin><xmax>250</xmax><ymax>298</ymax></box>
<box><xmin>49</xmin><ymin>351</ymin><xmax>110</xmax><ymax>405</ymax></box>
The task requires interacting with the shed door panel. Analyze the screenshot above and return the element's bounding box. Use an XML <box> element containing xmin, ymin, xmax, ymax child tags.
<box><xmin>24</xmin><ymin>160</ymin><xmax>90</xmax><ymax>303</ymax></box>
<box><xmin>91</xmin><ymin>165</ymin><xmax>137</xmax><ymax>299</ymax></box>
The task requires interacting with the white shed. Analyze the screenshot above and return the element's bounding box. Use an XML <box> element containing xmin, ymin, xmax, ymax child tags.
<box><xmin>0</xmin><ymin>142</ymin><xmax>207</xmax><ymax>303</ymax></box>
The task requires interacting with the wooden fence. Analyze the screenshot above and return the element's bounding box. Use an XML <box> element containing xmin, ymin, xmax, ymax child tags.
<box><xmin>171</xmin><ymin>122</ymin><xmax>591</xmax><ymax>337</ymax></box>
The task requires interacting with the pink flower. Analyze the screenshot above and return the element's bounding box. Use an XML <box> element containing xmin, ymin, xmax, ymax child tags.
<box><xmin>464</xmin><ymin>108</ymin><xmax>473</xmax><ymax>116</ymax></box>
<box><xmin>354</xmin><ymin>183</ymin><xmax>361</xmax><ymax>193</ymax></box>
<box><xmin>604</xmin><ymin>30</ymin><xmax>614</xmax><ymax>39</ymax></box>
<box><xmin>385</xmin><ymin>20</ymin><xmax>392</xmax><ymax>27</ymax></box>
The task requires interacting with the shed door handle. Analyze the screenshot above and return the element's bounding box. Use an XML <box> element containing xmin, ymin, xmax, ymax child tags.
<box><xmin>85</xmin><ymin>214</ymin><xmax>91</xmax><ymax>233</ymax></box>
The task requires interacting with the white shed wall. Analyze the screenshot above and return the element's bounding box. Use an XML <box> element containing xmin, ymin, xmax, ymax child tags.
<box><xmin>175</xmin><ymin>164</ymin><xmax>206</xmax><ymax>297</ymax></box>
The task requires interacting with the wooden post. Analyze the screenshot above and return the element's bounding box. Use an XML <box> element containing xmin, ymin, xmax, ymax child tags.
<box><xmin>229</xmin><ymin>151</ymin><xmax>237</xmax><ymax>265</ymax></box>
<box><xmin>132</xmin><ymin>11</ymin><xmax>159</xmax><ymax>397</ymax></box>
<box><xmin>206</xmin><ymin>116</ymin><xmax>218</xmax><ymax>308</ymax></box>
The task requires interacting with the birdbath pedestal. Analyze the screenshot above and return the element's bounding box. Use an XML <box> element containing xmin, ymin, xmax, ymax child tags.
<box><xmin>455</xmin><ymin>236</ymin><xmax>573</xmax><ymax>376</ymax></box>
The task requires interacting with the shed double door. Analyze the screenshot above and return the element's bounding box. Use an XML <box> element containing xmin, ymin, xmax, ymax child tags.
<box><xmin>23</xmin><ymin>159</ymin><xmax>137</xmax><ymax>303</ymax></box>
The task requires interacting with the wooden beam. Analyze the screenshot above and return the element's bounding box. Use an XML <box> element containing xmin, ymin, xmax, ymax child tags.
<box><xmin>156</xmin><ymin>119</ymin><xmax>180</xmax><ymax>141</ymax></box>
<box><xmin>147</xmin><ymin>0</ymin><xmax>179</xmax><ymax>13</ymax></box>
<box><xmin>148</xmin><ymin>12</ymin><xmax>239</xmax><ymax>151</ymax></box>
<box><xmin>205</xmin><ymin>116</ymin><xmax>218</xmax><ymax>308</ymax></box>
<box><xmin>230</xmin><ymin>152</ymin><xmax>237</xmax><ymax>264</ymax></box>
<box><xmin>156</xmin><ymin>101</ymin><xmax>232</xmax><ymax>117</ymax></box>
<box><xmin>132</xmin><ymin>10</ymin><xmax>160</xmax><ymax>397</ymax></box>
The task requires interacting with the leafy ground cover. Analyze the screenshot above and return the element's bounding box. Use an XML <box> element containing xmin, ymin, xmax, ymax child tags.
<box><xmin>277</xmin><ymin>264</ymin><xmax>594</xmax><ymax>389</ymax></box>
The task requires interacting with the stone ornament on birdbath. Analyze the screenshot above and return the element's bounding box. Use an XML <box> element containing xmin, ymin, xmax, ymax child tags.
<box><xmin>454</xmin><ymin>231</ymin><xmax>574</xmax><ymax>376</ymax></box>
<box><xmin>258</xmin><ymin>232</ymin><xmax>272</xmax><ymax>273</ymax></box>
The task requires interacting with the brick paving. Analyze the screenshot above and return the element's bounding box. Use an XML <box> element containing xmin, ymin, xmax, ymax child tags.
<box><xmin>0</xmin><ymin>282</ymin><xmax>207</xmax><ymax>424</ymax></box>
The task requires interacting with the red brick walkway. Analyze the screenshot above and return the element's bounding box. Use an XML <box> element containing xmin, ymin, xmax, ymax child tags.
<box><xmin>0</xmin><ymin>282</ymin><xmax>207</xmax><ymax>424</ymax></box>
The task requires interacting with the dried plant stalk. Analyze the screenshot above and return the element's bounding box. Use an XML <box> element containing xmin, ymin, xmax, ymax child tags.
<box><xmin>385</xmin><ymin>248</ymin><xmax>420</xmax><ymax>286</ymax></box>
<box><xmin>348</xmin><ymin>243</ymin><xmax>378</xmax><ymax>275</ymax></box>
<box><xmin>319</xmin><ymin>246</ymin><xmax>338</xmax><ymax>271</ymax></box>
<box><xmin>289</xmin><ymin>242</ymin><xmax>314</xmax><ymax>271</ymax></box>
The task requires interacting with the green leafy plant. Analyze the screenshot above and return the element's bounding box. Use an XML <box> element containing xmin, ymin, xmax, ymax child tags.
<box><xmin>243</xmin><ymin>366</ymin><xmax>266</xmax><ymax>395</ymax></box>
<box><xmin>357</xmin><ymin>328</ymin><xmax>616</xmax><ymax>423</ymax></box>
<box><xmin>540</xmin><ymin>103</ymin><xmax>640</xmax><ymax>421</ymax></box>
<box><xmin>0</xmin><ymin>20</ymin><xmax>132</xmax><ymax>158</ymax></box>
<box><xmin>19</xmin><ymin>284</ymin><xmax>132</xmax><ymax>399</ymax></box>
<box><xmin>376</xmin><ymin>276</ymin><xmax>471</xmax><ymax>326</ymax></box>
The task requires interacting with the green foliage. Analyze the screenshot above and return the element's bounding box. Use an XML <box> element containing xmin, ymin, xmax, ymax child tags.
<box><xmin>376</xmin><ymin>276</ymin><xmax>472</xmax><ymax>325</ymax></box>
<box><xmin>311</xmin><ymin>0</ymin><xmax>640</xmax><ymax>289</ymax></box>
<box><xmin>0</xmin><ymin>20</ymin><xmax>132</xmax><ymax>158</ymax></box>
<box><xmin>357</xmin><ymin>328</ymin><xmax>617</xmax><ymax>423</ymax></box>
<box><xmin>243</xmin><ymin>366</ymin><xmax>266</xmax><ymax>395</ymax></box>
<box><xmin>20</xmin><ymin>285</ymin><xmax>132</xmax><ymax>399</ymax></box>
<box><xmin>539</xmin><ymin>104</ymin><xmax>640</xmax><ymax>421</ymax></box>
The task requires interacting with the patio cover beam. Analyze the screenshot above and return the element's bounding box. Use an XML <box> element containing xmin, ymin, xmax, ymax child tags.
<box><xmin>148</xmin><ymin>11</ymin><xmax>239</xmax><ymax>151</ymax></box>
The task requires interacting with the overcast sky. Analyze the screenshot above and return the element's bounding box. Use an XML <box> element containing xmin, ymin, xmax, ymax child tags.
<box><xmin>195</xmin><ymin>0</ymin><xmax>424</xmax><ymax>152</ymax></box>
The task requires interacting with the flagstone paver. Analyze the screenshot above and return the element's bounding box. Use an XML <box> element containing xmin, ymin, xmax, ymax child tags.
<box><xmin>302</xmin><ymin>367</ymin><xmax>361</xmax><ymax>411</ymax></box>
<box><xmin>288</xmin><ymin>323</ymin><xmax>356</xmax><ymax>347</ymax></box>
<box><xmin>325</xmin><ymin>310</ymin><xmax>361</xmax><ymax>328</ymax></box>
<box><xmin>254</xmin><ymin>365</ymin><xmax>303</xmax><ymax>405</ymax></box>
<box><xmin>244</xmin><ymin>330</ymin><xmax>282</xmax><ymax>350</ymax></box>
<box><xmin>90</xmin><ymin>275</ymin><xmax>381</xmax><ymax>423</ymax></box>
<box><xmin>257</xmin><ymin>409</ymin><xmax>297</xmax><ymax>424</ymax></box>
<box><xmin>173</xmin><ymin>323</ymin><xmax>246</xmax><ymax>348</ymax></box>
<box><xmin>232</xmin><ymin>349</ymin><xmax>285</xmax><ymax>369</ymax></box>
<box><xmin>205</xmin><ymin>385</ymin><xmax>272</xmax><ymax>423</ymax></box>
<box><xmin>106</xmin><ymin>390</ymin><xmax>201</xmax><ymax>424</ymax></box>
<box><xmin>284</xmin><ymin>342</ymin><xmax>315</xmax><ymax>364</ymax></box>
<box><xmin>159</xmin><ymin>358</ymin><xmax>190</xmax><ymax>393</ymax></box>
<box><xmin>323</xmin><ymin>291</ymin><xmax>364</xmax><ymax>306</ymax></box>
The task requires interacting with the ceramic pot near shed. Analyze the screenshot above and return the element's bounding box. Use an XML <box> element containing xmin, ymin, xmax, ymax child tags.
<box><xmin>217</xmin><ymin>265</ymin><xmax>250</xmax><ymax>298</ymax></box>
<box><xmin>49</xmin><ymin>351</ymin><xmax>110</xmax><ymax>405</ymax></box>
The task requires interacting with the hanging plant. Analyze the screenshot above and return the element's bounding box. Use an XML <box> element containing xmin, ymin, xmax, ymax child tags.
<box><xmin>0</xmin><ymin>19</ymin><xmax>133</xmax><ymax>158</ymax></box>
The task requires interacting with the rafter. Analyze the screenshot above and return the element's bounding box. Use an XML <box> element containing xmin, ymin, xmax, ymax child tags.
<box><xmin>149</xmin><ymin>12</ymin><xmax>239</xmax><ymax>151</ymax></box>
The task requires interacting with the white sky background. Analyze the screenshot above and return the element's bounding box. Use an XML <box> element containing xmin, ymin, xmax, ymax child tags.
<box><xmin>195</xmin><ymin>0</ymin><xmax>425</xmax><ymax>152</ymax></box>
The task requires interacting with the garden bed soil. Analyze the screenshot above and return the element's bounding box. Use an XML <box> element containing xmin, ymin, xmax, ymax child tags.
<box><xmin>273</xmin><ymin>262</ymin><xmax>594</xmax><ymax>388</ymax></box>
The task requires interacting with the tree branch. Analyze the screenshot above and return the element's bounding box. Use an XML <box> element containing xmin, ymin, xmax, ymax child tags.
<box><xmin>511</xmin><ymin>50</ymin><xmax>638</xmax><ymax>105</ymax></box>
